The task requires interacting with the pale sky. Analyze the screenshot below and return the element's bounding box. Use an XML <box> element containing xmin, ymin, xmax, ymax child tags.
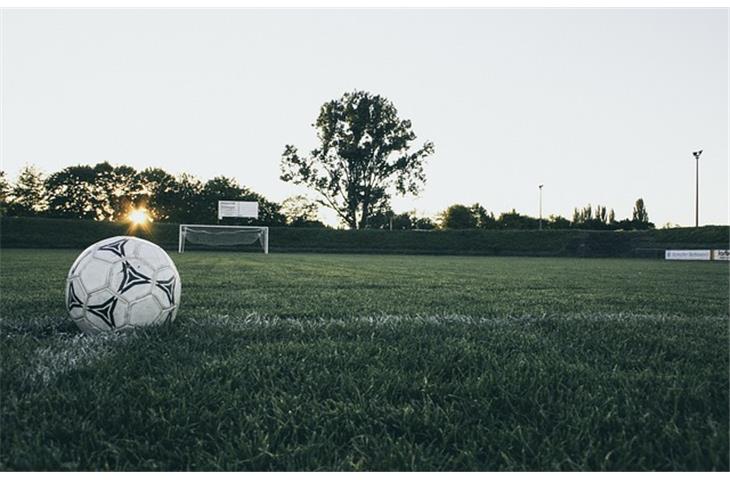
<box><xmin>2</xmin><ymin>9</ymin><xmax>728</xmax><ymax>226</ymax></box>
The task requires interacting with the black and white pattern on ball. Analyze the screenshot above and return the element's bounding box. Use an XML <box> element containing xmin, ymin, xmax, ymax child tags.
<box><xmin>67</xmin><ymin>236</ymin><xmax>181</xmax><ymax>334</ymax></box>
<box><xmin>118</xmin><ymin>261</ymin><xmax>152</xmax><ymax>294</ymax></box>
<box><xmin>98</xmin><ymin>239</ymin><xmax>129</xmax><ymax>258</ymax></box>
<box><xmin>67</xmin><ymin>282</ymin><xmax>84</xmax><ymax>310</ymax></box>
<box><xmin>156</xmin><ymin>277</ymin><xmax>176</xmax><ymax>305</ymax></box>
<box><xmin>86</xmin><ymin>296</ymin><xmax>118</xmax><ymax>328</ymax></box>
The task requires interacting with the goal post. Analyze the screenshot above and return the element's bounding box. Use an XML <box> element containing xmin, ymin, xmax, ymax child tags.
<box><xmin>178</xmin><ymin>224</ymin><xmax>269</xmax><ymax>254</ymax></box>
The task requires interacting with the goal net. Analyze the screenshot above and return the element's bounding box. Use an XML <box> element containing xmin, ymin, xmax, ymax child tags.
<box><xmin>178</xmin><ymin>225</ymin><xmax>269</xmax><ymax>254</ymax></box>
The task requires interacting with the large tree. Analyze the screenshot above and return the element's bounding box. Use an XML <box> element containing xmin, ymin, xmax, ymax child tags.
<box><xmin>45</xmin><ymin>162</ymin><xmax>144</xmax><ymax>220</ymax></box>
<box><xmin>96</xmin><ymin>162</ymin><xmax>143</xmax><ymax>221</ymax></box>
<box><xmin>280</xmin><ymin>91</ymin><xmax>434</xmax><ymax>229</ymax></box>
<box><xmin>87</xmin><ymin>162</ymin><xmax>144</xmax><ymax>221</ymax></box>
<box><xmin>497</xmin><ymin>209</ymin><xmax>539</xmax><ymax>230</ymax></box>
<box><xmin>630</xmin><ymin>197</ymin><xmax>654</xmax><ymax>230</ymax></box>
<box><xmin>138</xmin><ymin>167</ymin><xmax>179</xmax><ymax>221</ymax></box>
<box><xmin>632</xmin><ymin>198</ymin><xmax>649</xmax><ymax>224</ymax></box>
<box><xmin>165</xmin><ymin>173</ymin><xmax>204</xmax><ymax>223</ymax></box>
<box><xmin>45</xmin><ymin>165</ymin><xmax>98</xmax><ymax>219</ymax></box>
<box><xmin>7</xmin><ymin>165</ymin><xmax>48</xmax><ymax>216</ymax></box>
<box><xmin>439</xmin><ymin>204</ymin><xmax>477</xmax><ymax>229</ymax></box>
<box><xmin>470</xmin><ymin>203</ymin><xmax>496</xmax><ymax>229</ymax></box>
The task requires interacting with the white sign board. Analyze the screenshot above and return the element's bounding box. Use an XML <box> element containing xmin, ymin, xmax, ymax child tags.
<box><xmin>665</xmin><ymin>250</ymin><xmax>711</xmax><ymax>261</ymax></box>
<box><xmin>218</xmin><ymin>201</ymin><xmax>258</xmax><ymax>220</ymax></box>
<box><xmin>712</xmin><ymin>249</ymin><xmax>730</xmax><ymax>261</ymax></box>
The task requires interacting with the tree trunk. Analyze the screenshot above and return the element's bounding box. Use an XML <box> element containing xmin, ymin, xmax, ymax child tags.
<box><xmin>360</xmin><ymin>202</ymin><xmax>369</xmax><ymax>230</ymax></box>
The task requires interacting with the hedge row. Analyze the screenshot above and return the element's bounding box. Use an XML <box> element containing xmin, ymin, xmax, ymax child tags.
<box><xmin>1</xmin><ymin>216</ymin><xmax>728</xmax><ymax>258</ymax></box>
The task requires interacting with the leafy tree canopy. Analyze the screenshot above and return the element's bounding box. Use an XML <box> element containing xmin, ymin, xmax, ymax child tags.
<box><xmin>440</xmin><ymin>204</ymin><xmax>477</xmax><ymax>229</ymax></box>
<box><xmin>7</xmin><ymin>165</ymin><xmax>47</xmax><ymax>216</ymax></box>
<box><xmin>633</xmin><ymin>198</ymin><xmax>649</xmax><ymax>224</ymax></box>
<box><xmin>280</xmin><ymin>91</ymin><xmax>434</xmax><ymax>229</ymax></box>
<box><xmin>4</xmin><ymin>163</ymin><xmax>286</xmax><ymax>226</ymax></box>
<box><xmin>281</xmin><ymin>195</ymin><xmax>324</xmax><ymax>227</ymax></box>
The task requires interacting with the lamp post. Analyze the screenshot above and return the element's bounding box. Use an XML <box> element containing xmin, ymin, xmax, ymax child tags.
<box><xmin>692</xmin><ymin>150</ymin><xmax>702</xmax><ymax>227</ymax></box>
<box><xmin>538</xmin><ymin>184</ymin><xmax>544</xmax><ymax>230</ymax></box>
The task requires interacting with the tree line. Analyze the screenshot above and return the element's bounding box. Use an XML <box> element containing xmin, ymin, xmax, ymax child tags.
<box><xmin>1</xmin><ymin>163</ymin><xmax>653</xmax><ymax>231</ymax></box>
<box><xmin>0</xmin><ymin>164</ymin><xmax>324</xmax><ymax>227</ymax></box>
<box><xmin>435</xmin><ymin>199</ymin><xmax>653</xmax><ymax>231</ymax></box>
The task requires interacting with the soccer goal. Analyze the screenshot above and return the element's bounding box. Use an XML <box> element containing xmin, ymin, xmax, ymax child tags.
<box><xmin>178</xmin><ymin>225</ymin><xmax>269</xmax><ymax>254</ymax></box>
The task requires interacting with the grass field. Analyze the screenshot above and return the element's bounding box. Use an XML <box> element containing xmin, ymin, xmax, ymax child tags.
<box><xmin>1</xmin><ymin>249</ymin><xmax>728</xmax><ymax>471</ymax></box>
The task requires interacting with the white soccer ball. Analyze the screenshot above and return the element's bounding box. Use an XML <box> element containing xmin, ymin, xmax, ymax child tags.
<box><xmin>65</xmin><ymin>236</ymin><xmax>181</xmax><ymax>334</ymax></box>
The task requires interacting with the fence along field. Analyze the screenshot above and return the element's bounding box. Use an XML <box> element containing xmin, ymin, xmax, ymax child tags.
<box><xmin>1</xmin><ymin>217</ymin><xmax>728</xmax><ymax>257</ymax></box>
<box><xmin>0</xmin><ymin>248</ymin><xmax>728</xmax><ymax>470</ymax></box>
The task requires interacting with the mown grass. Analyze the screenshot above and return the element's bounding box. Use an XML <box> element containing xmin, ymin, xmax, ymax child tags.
<box><xmin>1</xmin><ymin>249</ymin><xmax>728</xmax><ymax>471</ymax></box>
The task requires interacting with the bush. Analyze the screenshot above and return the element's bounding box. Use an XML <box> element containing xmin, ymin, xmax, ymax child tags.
<box><xmin>1</xmin><ymin>216</ymin><xmax>727</xmax><ymax>257</ymax></box>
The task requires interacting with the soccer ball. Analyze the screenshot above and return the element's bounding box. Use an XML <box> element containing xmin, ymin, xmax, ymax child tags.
<box><xmin>66</xmin><ymin>236</ymin><xmax>181</xmax><ymax>334</ymax></box>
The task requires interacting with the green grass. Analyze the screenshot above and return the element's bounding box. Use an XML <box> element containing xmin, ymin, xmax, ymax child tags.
<box><xmin>1</xmin><ymin>249</ymin><xmax>728</xmax><ymax>471</ymax></box>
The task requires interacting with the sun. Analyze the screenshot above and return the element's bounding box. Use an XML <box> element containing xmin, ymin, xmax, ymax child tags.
<box><xmin>127</xmin><ymin>208</ymin><xmax>151</xmax><ymax>226</ymax></box>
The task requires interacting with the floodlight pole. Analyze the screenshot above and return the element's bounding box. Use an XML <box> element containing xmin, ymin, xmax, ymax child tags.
<box><xmin>692</xmin><ymin>150</ymin><xmax>702</xmax><ymax>227</ymax></box>
<box><xmin>538</xmin><ymin>184</ymin><xmax>544</xmax><ymax>230</ymax></box>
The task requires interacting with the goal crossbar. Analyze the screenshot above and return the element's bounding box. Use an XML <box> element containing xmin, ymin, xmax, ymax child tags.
<box><xmin>178</xmin><ymin>224</ymin><xmax>269</xmax><ymax>254</ymax></box>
